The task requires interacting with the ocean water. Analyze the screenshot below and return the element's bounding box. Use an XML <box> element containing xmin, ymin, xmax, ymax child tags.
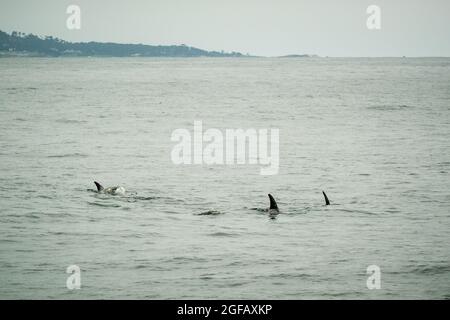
<box><xmin>0</xmin><ymin>57</ymin><xmax>449</xmax><ymax>299</ymax></box>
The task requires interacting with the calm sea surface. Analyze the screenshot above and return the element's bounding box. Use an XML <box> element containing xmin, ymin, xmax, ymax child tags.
<box><xmin>0</xmin><ymin>57</ymin><xmax>449</xmax><ymax>299</ymax></box>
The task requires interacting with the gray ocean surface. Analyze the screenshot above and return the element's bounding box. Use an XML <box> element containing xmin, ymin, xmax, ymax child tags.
<box><xmin>0</xmin><ymin>57</ymin><xmax>449</xmax><ymax>299</ymax></box>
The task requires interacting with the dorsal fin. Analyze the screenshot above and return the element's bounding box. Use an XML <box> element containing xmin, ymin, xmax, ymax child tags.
<box><xmin>322</xmin><ymin>191</ymin><xmax>330</xmax><ymax>205</ymax></box>
<box><xmin>94</xmin><ymin>181</ymin><xmax>104</xmax><ymax>192</ymax></box>
<box><xmin>268</xmin><ymin>194</ymin><xmax>278</xmax><ymax>210</ymax></box>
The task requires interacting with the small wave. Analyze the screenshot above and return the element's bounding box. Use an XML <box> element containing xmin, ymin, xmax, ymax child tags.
<box><xmin>277</xmin><ymin>273</ymin><xmax>315</xmax><ymax>280</ymax></box>
<box><xmin>197</xmin><ymin>210</ymin><xmax>224</xmax><ymax>216</ymax></box>
<box><xmin>133</xmin><ymin>196</ymin><xmax>159</xmax><ymax>201</ymax></box>
<box><xmin>165</xmin><ymin>256</ymin><xmax>208</xmax><ymax>264</ymax></box>
<box><xmin>338</xmin><ymin>208</ymin><xmax>378</xmax><ymax>215</ymax></box>
<box><xmin>117</xmin><ymin>195</ymin><xmax>161</xmax><ymax>203</ymax></box>
<box><xmin>253</xmin><ymin>272</ymin><xmax>315</xmax><ymax>280</ymax></box>
<box><xmin>367</xmin><ymin>104</ymin><xmax>414</xmax><ymax>111</ymax></box>
<box><xmin>409</xmin><ymin>264</ymin><xmax>450</xmax><ymax>275</ymax></box>
<box><xmin>207</xmin><ymin>232</ymin><xmax>237</xmax><ymax>237</ymax></box>
<box><xmin>320</xmin><ymin>292</ymin><xmax>356</xmax><ymax>298</ymax></box>
<box><xmin>48</xmin><ymin>153</ymin><xmax>88</xmax><ymax>158</ymax></box>
<box><xmin>55</xmin><ymin>119</ymin><xmax>87</xmax><ymax>124</ymax></box>
<box><xmin>25</xmin><ymin>213</ymin><xmax>40</xmax><ymax>219</ymax></box>
<box><xmin>225</xmin><ymin>261</ymin><xmax>252</xmax><ymax>267</ymax></box>
<box><xmin>87</xmin><ymin>201</ymin><xmax>121</xmax><ymax>208</ymax></box>
<box><xmin>37</xmin><ymin>195</ymin><xmax>54</xmax><ymax>199</ymax></box>
<box><xmin>249</xmin><ymin>207</ymin><xmax>268</xmax><ymax>212</ymax></box>
<box><xmin>0</xmin><ymin>239</ymin><xmax>18</xmax><ymax>243</ymax></box>
<box><xmin>225</xmin><ymin>282</ymin><xmax>248</xmax><ymax>288</ymax></box>
<box><xmin>5</xmin><ymin>87</ymin><xmax>37</xmax><ymax>91</ymax></box>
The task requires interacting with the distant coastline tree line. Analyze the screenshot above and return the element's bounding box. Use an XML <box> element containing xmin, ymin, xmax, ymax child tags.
<box><xmin>0</xmin><ymin>30</ymin><xmax>246</xmax><ymax>57</ymax></box>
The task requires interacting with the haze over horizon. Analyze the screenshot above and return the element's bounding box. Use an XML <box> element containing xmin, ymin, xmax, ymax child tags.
<box><xmin>0</xmin><ymin>0</ymin><xmax>449</xmax><ymax>57</ymax></box>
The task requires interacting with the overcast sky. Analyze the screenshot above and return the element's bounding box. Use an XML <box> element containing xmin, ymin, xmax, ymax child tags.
<box><xmin>1</xmin><ymin>0</ymin><xmax>449</xmax><ymax>57</ymax></box>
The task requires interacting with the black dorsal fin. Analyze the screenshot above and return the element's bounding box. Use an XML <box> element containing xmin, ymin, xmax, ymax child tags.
<box><xmin>268</xmin><ymin>194</ymin><xmax>278</xmax><ymax>210</ymax></box>
<box><xmin>94</xmin><ymin>181</ymin><xmax>104</xmax><ymax>192</ymax></box>
<box><xmin>322</xmin><ymin>191</ymin><xmax>330</xmax><ymax>205</ymax></box>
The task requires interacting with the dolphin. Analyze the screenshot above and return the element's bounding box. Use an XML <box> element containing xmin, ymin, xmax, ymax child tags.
<box><xmin>268</xmin><ymin>194</ymin><xmax>279</xmax><ymax>216</ymax></box>
<box><xmin>322</xmin><ymin>191</ymin><xmax>330</xmax><ymax>205</ymax></box>
<box><xmin>94</xmin><ymin>181</ymin><xmax>126</xmax><ymax>195</ymax></box>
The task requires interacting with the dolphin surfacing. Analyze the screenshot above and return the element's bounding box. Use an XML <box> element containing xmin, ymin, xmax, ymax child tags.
<box><xmin>94</xmin><ymin>181</ymin><xmax>104</xmax><ymax>192</ymax></box>
<box><xmin>268</xmin><ymin>194</ymin><xmax>279</xmax><ymax>215</ymax></box>
<box><xmin>322</xmin><ymin>191</ymin><xmax>330</xmax><ymax>205</ymax></box>
<box><xmin>94</xmin><ymin>181</ymin><xmax>126</xmax><ymax>195</ymax></box>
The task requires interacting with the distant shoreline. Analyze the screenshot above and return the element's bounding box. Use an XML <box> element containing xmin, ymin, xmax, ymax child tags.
<box><xmin>0</xmin><ymin>30</ymin><xmax>250</xmax><ymax>58</ymax></box>
<box><xmin>1</xmin><ymin>53</ymin><xmax>449</xmax><ymax>59</ymax></box>
<box><xmin>0</xmin><ymin>30</ymin><xmax>326</xmax><ymax>58</ymax></box>
<box><xmin>1</xmin><ymin>30</ymin><xmax>449</xmax><ymax>59</ymax></box>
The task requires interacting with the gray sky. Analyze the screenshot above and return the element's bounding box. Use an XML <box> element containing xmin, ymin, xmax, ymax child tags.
<box><xmin>1</xmin><ymin>0</ymin><xmax>449</xmax><ymax>57</ymax></box>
